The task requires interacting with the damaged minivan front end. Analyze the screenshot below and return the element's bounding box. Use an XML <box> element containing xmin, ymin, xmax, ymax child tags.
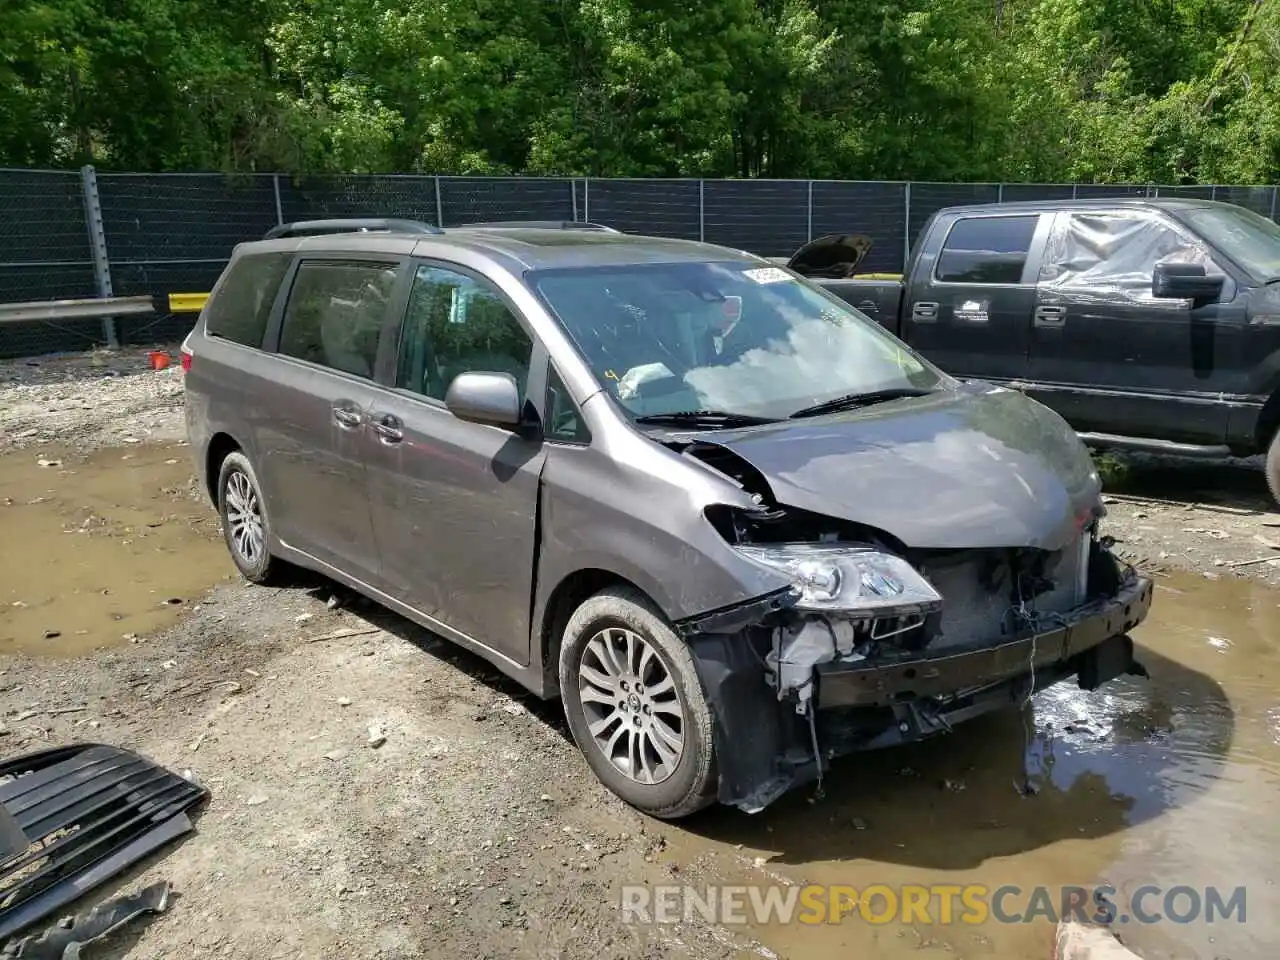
<box><xmin>668</xmin><ymin>404</ymin><xmax>1153</xmax><ymax>814</ymax></box>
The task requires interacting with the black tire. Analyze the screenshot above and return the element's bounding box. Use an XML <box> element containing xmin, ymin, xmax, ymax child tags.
<box><xmin>559</xmin><ymin>586</ymin><xmax>718</xmax><ymax>819</ymax></box>
<box><xmin>216</xmin><ymin>451</ymin><xmax>280</xmax><ymax>584</ymax></box>
<box><xmin>1267</xmin><ymin>427</ymin><xmax>1280</xmax><ymax>508</ymax></box>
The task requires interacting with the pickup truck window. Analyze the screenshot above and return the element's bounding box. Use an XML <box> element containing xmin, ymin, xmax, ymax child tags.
<box><xmin>936</xmin><ymin>215</ymin><xmax>1039</xmax><ymax>285</ymax></box>
<box><xmin>529</xmin><ymin>261</ymin><xmax>942</xmax><ymax>422</ymax></box>
<box><xmin>1040</xmin><ymin>213</ymin><xmax>1216</xmax><ymax>303</ymax></box>
<box><xmin>1178</xmin><ymin>204</ymin><xmax>1280</xmax><ymax>281</ymax></box>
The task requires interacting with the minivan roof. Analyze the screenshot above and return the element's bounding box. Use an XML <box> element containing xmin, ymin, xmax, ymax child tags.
<box><xmin>236</xmin><ymin>226</ymin><xmax>763</xmax><ymax>272</ymax></box>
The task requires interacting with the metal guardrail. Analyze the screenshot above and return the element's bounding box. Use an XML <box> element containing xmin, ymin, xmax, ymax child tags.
<box><xmin>0</xmin><ymin>293</ymin><xmax>207</xmax><ymax>327</ymax></box>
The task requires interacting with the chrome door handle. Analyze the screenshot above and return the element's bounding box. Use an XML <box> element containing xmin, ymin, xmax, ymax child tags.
<box><xmin>1035</xmin><ymin>305</ymin><xmax>1067</xmax><ymax>328</ymax></box>
<box><xmin>856</xmin><ymin>299</ymin><xmax>880</xmax><ymax>313</ymax></box>
<box><xmin>911</xmin><ymin>301</ymin><xmax>939</xmax><ymax>322</ymax></box>
<box><xmin>332</xmin><ymin>404</ymin><xmax>364</xmax><ymax>429</ymax></box>
<box><xmin>370</xmin><ymin>413</ymin><xmax>403</xmax><ymax>444</ymax></box>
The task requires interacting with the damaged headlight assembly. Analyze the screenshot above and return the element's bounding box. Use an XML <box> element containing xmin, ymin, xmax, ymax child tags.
<box><xmin>734</xmin><ymin>543</ymin><xmax>942</xmax><ymax>712</ymax></box>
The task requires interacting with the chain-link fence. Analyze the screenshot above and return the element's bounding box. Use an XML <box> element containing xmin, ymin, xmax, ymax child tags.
<box><xmin>2</xmin><ymin>170</ymin><xmax>1279</xmax><ymax>359</ymax></box>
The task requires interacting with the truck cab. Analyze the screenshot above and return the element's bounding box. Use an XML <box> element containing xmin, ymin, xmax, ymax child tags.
<box><xmin>806</xmin><ymin>199</ymin><xmax>1280</xmax><ymax>503</ymax></box>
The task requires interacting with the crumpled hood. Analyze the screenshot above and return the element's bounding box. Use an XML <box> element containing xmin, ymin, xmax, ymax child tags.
<box><xmin>690</xmin><ymin>382</ymin><xmax>1101</xmax><ymax>551</ymax></box>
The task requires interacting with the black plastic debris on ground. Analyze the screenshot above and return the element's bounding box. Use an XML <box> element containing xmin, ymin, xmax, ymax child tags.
<box><xmin>0</xmin><ymin>744</ymin><xmax>207</xmax><ymax>943</ymax></box>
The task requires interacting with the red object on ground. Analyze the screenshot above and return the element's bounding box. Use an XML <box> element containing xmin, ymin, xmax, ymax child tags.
<box><xmin>148</xmin><ymin>350</ymin><xmax>171</xmax><ymax>371</ymax></box>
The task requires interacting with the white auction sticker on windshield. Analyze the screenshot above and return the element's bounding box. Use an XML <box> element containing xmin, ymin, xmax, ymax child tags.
<box><xmin>742</xmin><ymin>267</ymin><xmax>793</xmax><ymax>284</ymax></box>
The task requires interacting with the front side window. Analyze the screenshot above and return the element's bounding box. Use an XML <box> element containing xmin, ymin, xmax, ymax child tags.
<box><xmin>397</xmin><ymin>264</ymin><xmax>534</xmax><ymax>401</ymax></box>
<box><xmin>1039</xmin><ymin>213</ymin><xmax>1218</xmax><ymax>302</ymax></box>
<box><xmin>936</xmin><ymin>215</ymin><xmax>1040</xmax><ymax>284</ymax></box>
<box><xmin>530</xmin><ymin>261</ymin><xmax>942</xmax><ymax>421</ymax></box>
<box><xmin>278</xmin><ymin>260</ymin><xmax>398</xmax><ymax>377</ymax></box>
<box><xmin>204</xmin><ymin>252</ymin><xmax>292</xmax><ymax>347</ymax></box>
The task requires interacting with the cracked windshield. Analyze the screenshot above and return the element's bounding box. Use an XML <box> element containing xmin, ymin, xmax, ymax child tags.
<box><xmin>532</xmin><ymin>262</ymin><xmax>941</xmax><ymax>421</ymax></box>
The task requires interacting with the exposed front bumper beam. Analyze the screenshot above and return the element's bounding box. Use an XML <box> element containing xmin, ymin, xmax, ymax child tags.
<box><xmin>688</xmin><ymin>567</ymin><xmax>1155</xmax><ymax>814</ymax></box>
<box><xmin>815</xmin><ymin>573</ymin><xmax>1154</xmax><ymax>709</ymax></box>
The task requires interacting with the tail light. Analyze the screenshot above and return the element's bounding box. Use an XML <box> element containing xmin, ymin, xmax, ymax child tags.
<box><xmin>180</xmin><ymin>345</ymin><xmax>193</xmax><ymax>372</ymax></box>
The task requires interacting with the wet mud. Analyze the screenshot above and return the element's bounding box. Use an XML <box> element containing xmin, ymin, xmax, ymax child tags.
<box><xmin>0</xmin><ymin>443</ymin><xmax>231</xmax><ymax>657</ymax></box>
<box><xmin>660</xmin><ymin>572</ymin><xmax>1280</xmax><ymax>959</ymax></box>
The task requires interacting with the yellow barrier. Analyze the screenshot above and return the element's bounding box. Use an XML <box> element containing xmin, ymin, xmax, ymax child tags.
<box><xmin>168</xmin><ymin>293</ymin><xmax>210</xmax><ymax>313</ymax></box>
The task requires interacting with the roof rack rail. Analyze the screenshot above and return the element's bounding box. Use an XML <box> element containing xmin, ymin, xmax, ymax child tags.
<box><xmin>455</xmin><ymin>220</ymin><xmax>622</xmax><ymax>233</ymax></box>
<box><xmin>263</xmin><ymin>218</ymin><xmax>443</xmax><ymax>240</ymax></box>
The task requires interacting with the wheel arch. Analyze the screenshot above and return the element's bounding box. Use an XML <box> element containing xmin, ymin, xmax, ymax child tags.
<box><xmin>538</xmin><ymin>568</ymin><xmax>656</xmax><ymax>697</ymax></box>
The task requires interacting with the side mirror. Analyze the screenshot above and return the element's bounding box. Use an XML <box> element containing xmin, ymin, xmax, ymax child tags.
<box><xmin>445</xmin><ymin>372</ymin><xmax>523</xmax><ymax>428</ymax></box>
<box><xmin>1153</xmin><ymin>261</ymin><xmax>1224</xmax><ymax>303</ymax></box>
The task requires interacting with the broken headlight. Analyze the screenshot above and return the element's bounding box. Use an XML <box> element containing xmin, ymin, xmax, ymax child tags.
<box><xmin>735</xmin><ymin>543</ymin><xmax>943</xmax><ymax>616</ymax></box>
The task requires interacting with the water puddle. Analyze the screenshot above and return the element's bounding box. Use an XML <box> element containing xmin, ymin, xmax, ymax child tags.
<box><xmin>0</xmin><ymin>444</ymin><xmax>233</xmax><ymax>657</ymax></box>
<box><xmin>663</xmin><ymin>572</ymin><xmax>1280</xmax><ymax>960</ymax></box>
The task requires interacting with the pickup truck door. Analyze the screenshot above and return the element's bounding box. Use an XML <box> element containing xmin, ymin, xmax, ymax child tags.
<box><xmin>904</xmin><ymin>211</ymin><xmax>1051</xmax><ymax>381</ymax></box>
<box><xmin>1025</xmin><ymin>210</ymin><xmax>1244</xmax><ymax>446</ymax></box>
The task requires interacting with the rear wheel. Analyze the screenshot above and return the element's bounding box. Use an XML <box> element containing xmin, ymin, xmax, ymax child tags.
<box><xmin>216</xmin><ymin>451</ymin><xmax>280</xmax><ymax>584</ymax></box>
<box><xmin>558</xmin><ymin>586</ymin><xmax>718</xmax><ymax>819</ymax></box>
<box><xmin>1267</xmin><ymin>427</ymin><xmax>1280</xmax><ymax>508</ymax></box>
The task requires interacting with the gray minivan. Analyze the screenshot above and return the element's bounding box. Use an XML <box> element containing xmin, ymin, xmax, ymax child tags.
<box><xmin>183</xmin><ymin>218</ymin><xmax>1154</xmax><ymax>818</ymax></box>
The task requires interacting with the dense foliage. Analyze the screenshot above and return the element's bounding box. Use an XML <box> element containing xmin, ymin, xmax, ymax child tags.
<box><xmin>1</xmin><ymin>0</ymin><xmax>1275</xmax><ymax>183</ymax></box>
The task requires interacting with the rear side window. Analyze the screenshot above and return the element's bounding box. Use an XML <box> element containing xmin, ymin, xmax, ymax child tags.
<box><xmin>936</xmin><ymin>216</ymin><xmax>1040</xmax><ymax>284</ymax></box>
<box><xmin>204</xmin><ymin>252</ymin><xmax>292</xmax><ymax>347</ymax></box>
<box><xmin>279</xmin><ymin>260</ymin><xmax>399</xmax><ymax>378</ymax></box>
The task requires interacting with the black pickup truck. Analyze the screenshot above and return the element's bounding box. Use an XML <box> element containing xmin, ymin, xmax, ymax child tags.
<box><xmin>784</xmin><ymin>199</ymin><xmax>1280</xmax><ymax>505</ymax></box>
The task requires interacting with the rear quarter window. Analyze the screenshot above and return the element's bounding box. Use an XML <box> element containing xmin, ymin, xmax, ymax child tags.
<box><xmin>204</xmin><ymin>252</ymin><xmax>293</xmax><ymax>347</ymax></box>
<box><xmin>936</xmin><ymin>215</ymin><xmax>1040</xmax><ymax>284</ymax></box>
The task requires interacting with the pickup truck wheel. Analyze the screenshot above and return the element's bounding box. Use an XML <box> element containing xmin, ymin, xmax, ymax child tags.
<box><xmin>216</xmin><ymin>451</ymin><xmax>281</xmax><ymax>584</ymax></box>
<box><xmin>1267</xmin><ymin>428</ymin><xmax>1280</xmax><ymax>507</ymax></box>
<box><xmin>559</xmin><ymin>586</ymin><xmax>718</xmax><ymax>819</ymax></box>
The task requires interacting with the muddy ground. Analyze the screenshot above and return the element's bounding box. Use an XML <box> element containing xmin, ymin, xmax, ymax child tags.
<box><xmin>1</xmin><ymin>348</ymin><xmax>1278</xmax><ymax>960</ymax></box>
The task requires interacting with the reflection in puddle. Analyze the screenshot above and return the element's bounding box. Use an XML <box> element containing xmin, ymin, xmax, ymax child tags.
<box><xmin>0</xmin><ymin>444</ymin><xmax>232</xmax><ymax>657</ymax></box>
<box><xmin>667</xmin><ymin>572</ymin><xmax>1280</xmax><ymax>960</ymax></box>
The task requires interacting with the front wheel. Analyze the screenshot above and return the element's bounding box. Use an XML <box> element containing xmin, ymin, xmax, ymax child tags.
<box><xmin>1267</xmin><ymin>427</ymin><xmax>1280</xmax><ymax>508</ymax></box>
<box><xmin>559</xmin><ymin>586</ymin><xmax>718</xmax><ymax>819</ymax></box>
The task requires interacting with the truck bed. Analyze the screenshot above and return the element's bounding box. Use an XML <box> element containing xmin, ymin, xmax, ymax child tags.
<box><xmin>814</xmin><ymin>278</ymin><xmax>905</xmax><ymax>335</ymax></box>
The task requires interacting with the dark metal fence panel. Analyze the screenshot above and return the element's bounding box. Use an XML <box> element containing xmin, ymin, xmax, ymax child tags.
<box><xmin>279</xmin><ymin>175</ymin><xmax>440</xmax><ymax>225</ymax></box>
<box><xmin>439</xmin><ymin>176</ymin><xmax>574</xmax><ymax>226</ymax></box>
<box><xmin>810</xmin><ymin>181</ymin><xmax>906</xmax><ymax>273</ymax></box>
<box><xmin>1073</xmin><ymin>183</ymin><xmax>1149</xmax><ymax>199</ymax></box>
<box><xmin>999</xmin><ymin>184</ymin><xmax>1076</xmax><ymax>203</ymax></box>
<box><xmin>907</xmin><ymin>183</ymin><xmax>1002</xmax><ymax>249</ymax></box>
<box><xmin>0</xmin><ymin>170</ymin><xmax>101</xmax><ymax>357</ymax></box>
<box><xmin>583</xmin><ymin>179</ymin><xmax>701</xmax><ymax>239</ymax></box>
<box><xmin>0</xmin><ymin>170</ymin><xmax>95</xmax><ymax>303</ymax></box>
<box><xmin>7</xmin><ymin>170</ymin><xmax>1280</xmax><ymax>359</ymax></box>
<box><xmin>702</xmin><ymin>179</ymin><xmax>809</xmax><ymax>257</ymax></box>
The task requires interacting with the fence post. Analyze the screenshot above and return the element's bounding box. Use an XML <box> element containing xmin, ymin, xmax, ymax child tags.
<box><xmin>271</xmin><ymin>174</ymin><xmax>284</xmax><ymax>225</ymax></box>
<box><xmin>584</xmin><ymin>179</ymin><xmax>591</xmax><ymax>223</ymax></box>
<box><xmin>1211</xmin><ymin>185</ymin><xmax>1218</xmax><ymax>202</ymax></box>
<box><xmin>806</xmin><ymin>180</ymin><xmax>814</xmax><ymax>242</ymax></box>
<box><xmin>571</xmin><ymin>179</ymin><xmax>579</xmax><ymax>222</ymax></box>
<box><xmin>902</xmin><ymin>182</ymin><xmax>912</xmax><ymax>272</ymax></box>
<box><xmin>434</xmin><ymin>176</ymin><xmax>445</xmax><ymax>227</ymax></box>
<box><xmin>79</xmin><ymin>165</ymin><xmax>117</xmax><ymax>348</ymax></box>
<box><xmin>1271</xmin><ymin>187</ymin><xmax>1278</xmax><ymax>222</ymax></box>
<box><xmin>997</xmin><ymin>182</ymin><xmax>1004</xmax><ymax>203</ymax></box>
<box><xmin>698</xmin><ymin>180</ymin><xmax>705</xmax><ymax>242</ymax></box>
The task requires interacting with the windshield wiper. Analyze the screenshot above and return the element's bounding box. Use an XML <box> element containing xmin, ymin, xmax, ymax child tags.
<box><xmin>788</xmin><ymin>387</ymin><xmax>935</xmax><ymax>419</ymax></box>
<box><xmin>633</xmin><ymin>410</ymin><xmax>779</xmax><ymax>428</ymax></box>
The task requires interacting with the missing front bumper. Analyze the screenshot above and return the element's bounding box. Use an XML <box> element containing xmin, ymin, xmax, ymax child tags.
<box><xmin>687</xmin><ymin>570</ymin><xmax>1154</xmax><ymax>814</ymax></box>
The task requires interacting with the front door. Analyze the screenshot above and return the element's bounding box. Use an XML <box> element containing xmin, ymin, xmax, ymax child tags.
<box><xmin>906</xmin><ymin>211</ymin><xmax>1048</xmax><ymax>381</ymax></box>
<box><xmin>1025</xmin><ymin>210</ymin><xmax>1243</xmax><ymax>445</ymax></box>
<box><xmin>253</xmin><ymin>257</ymin><xmax>402</xmax><ymax>581</ymax></box>
<box><xmin>364</xmin><ymin>262</ymin><xmax>546</xmax><ymax>666</ymax></box>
